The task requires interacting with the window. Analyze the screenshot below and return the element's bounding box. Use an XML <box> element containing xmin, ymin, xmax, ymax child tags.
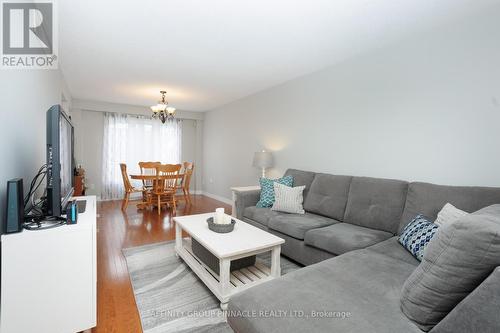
<box><xmin>101</xmin><ymin>112</ymin><xmax>182</xmax><ymax>200</ymax></box>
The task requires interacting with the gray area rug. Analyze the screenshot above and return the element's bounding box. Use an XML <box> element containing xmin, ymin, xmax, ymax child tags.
<box><xmin>123</xmin><ymin>240</ymin><xmax>300</xmax><ymax>333</ymax></box>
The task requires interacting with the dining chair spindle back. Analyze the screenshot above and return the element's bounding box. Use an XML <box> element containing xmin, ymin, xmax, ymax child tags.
<box><xmin>181</xmin><ymin>162</ymin><xmax>195</xmax><ymax>204</ymax></box>
<box><xmin>139</xmin><ymin>161</ymin><xmax>160</xmax><ymax>189</ymax></box>
<box><xmin>119</xmin><ymin>163</ymin><xmax>145</xmax><ymax>211</ymax></box>
<box><xmin>152</xmin><ymin>164</ymin><xmax>182</xmax><ymax>215</ymax></box>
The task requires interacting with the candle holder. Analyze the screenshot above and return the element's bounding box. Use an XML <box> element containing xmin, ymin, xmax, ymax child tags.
<box><xmin>206</xmin><ymin>217</ymin><xmax>236</xmax><ymax>233</ymax></box>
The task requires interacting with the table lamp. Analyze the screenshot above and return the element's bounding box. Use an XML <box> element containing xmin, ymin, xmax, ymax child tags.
<box><xmin>253</xmin><ymin>150</ymin><xmax>274</xmax><ymax>178</ymax></box>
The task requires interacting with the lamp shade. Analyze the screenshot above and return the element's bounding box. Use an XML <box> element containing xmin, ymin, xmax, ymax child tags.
<box><xmin>253</xmin><ymin>151</ymin><xmax>274</xmax><ymax>168</ymax></box>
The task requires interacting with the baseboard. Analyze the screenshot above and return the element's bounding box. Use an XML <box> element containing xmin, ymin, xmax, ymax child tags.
<box><xmin>200</xmin><ymin>191</ymin><xmax>232</xmax><ymax>205</ymax></box>
<box><xmin>97</xmin><ymin>190</ymin><xmax>215</xmax><ymax>202</ymax></box>
<box><xmin>97</xmin><ymin>193</ymin><xmax>141</xmax><ymax>202</ymax></box>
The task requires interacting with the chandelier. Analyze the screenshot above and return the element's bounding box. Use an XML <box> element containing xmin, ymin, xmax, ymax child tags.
<box><xmin>151</xmin><ymin>90</ymin><xmax>176</xmax><ymax>123</ymax></box>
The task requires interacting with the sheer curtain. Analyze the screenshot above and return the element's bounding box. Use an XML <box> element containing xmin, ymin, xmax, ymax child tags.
<box><xmin>101</xmin><ymin>113</ymin><xmax>182</xmax><ymax>200</ymax></box>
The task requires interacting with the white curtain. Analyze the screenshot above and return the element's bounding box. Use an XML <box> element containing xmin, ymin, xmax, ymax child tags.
<box><xmin>101</xmin><ymin>113</ymin><xmax>182</xmax><ymax>200</ymax></box>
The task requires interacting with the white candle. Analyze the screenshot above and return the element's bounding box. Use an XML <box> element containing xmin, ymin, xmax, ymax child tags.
<box><xmin>224</xmin><ymin>215</ymin><xmax>232</xmax><ymax>225</ymax></box>
<box><xmin>215</xmin><ymin>208</ymin><xmax>224</xmax><ymax>224</ymax></box>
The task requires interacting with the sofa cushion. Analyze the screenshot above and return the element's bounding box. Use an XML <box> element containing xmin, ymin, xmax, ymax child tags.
<box><xmin>303</xmin><ymin>173</ymin><xmax>352</xmax><ymax>221</ymax></box>
<box><xmin>304</xmin><ymin>223</ymin><xmax>392</xmax><ymax>255</ymax></box>
<box><xmin>366</xmin><ymin>237</ymin><xmax>421</xmax><ymax>266</ymax></box>
<box><xmin>399</xmin><ymin>182</ymin><xmax>500</xmax><ymax>233</ymax></box>
<box><xmin>267</xmin><ymin>229</ymin><xmax>335</xmax><ymax>266</ymax></box>
<box><xmin>283</xmin><ymin>169</ymin><xmax>316</xmax><ymax>201</ymax></box>
<box><xmin>268</xmin><ymin>213</ymin><xmax>337</xmax><ymax>240</ymax></box>
<box><xmin>431</xmin><ymin>267</ymin><xmax>500</xmax><ymax>333</ymax></box>
<box><xmin>400</xmin><ymin>204</ymin><xmax>500</xmax><ymax>331</ymax></box>
<box><xmin>243</xmin><ymin>206</ymin><xmax>279</xmax><ymax>227</ymax></box>
<box><xmin>228</xmin><ymin>249</ymin><xmax>421</xmax><ymax>333</ymax></box>
<box><xmin>344</xmin><ymin>177</ymin><xmax>408</xmax><ymax>233</ymax></box>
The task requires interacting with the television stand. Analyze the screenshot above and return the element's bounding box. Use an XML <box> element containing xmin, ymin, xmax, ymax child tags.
<box><xmin>0</xmin><ymin>196</ymin><xmax>97</xmax><ymax>333</ymax></box>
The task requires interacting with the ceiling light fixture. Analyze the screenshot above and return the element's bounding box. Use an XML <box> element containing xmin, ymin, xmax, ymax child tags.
<box><xmin>151</xmin><ymin>90</ymin><xmax>176</xmax><ymax>123</ymax></box>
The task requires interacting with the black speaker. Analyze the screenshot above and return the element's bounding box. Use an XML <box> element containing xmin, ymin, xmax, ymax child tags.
<box><xmin>5</xmin><ymin>178</ymin><xmax>24</xmax><ymax>234</ymax></box>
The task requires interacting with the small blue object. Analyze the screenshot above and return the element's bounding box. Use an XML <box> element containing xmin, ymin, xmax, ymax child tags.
<box><xmin>256</xmin><ymin>175</ymin><xmax>293</xmax><ymax>208</ymax></box>
<box><xmin>66</xmin><ymin>200</ymin><xmax>78</xmax><ymax>225</ymax></box>
<box><xmin>399</xmin><ymin>214</ymin><xmax>439</xmax><ymax>261</ymax></box>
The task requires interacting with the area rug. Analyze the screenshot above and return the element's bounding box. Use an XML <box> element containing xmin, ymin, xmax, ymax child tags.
<box><xmin>123</xmin><ymin>240</ymin><xmax>300</xmax><ymax>333</ymax></box>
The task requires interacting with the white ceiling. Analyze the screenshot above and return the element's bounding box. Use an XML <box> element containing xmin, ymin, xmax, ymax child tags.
<box><xmin>59</xmin><ymin>0</ymin><xmax>496</xmax><ymax>111</ymax></box>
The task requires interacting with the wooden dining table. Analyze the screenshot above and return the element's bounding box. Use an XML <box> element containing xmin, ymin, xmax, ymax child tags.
<box><xmin>130</xmin><ymin>174</ymin><xmax>185</xmax><ymax>181</ymax></box>
<box><xmin>130</xmin><ymin>173</ymin><xmax>185</xmax><ymax>209</ymax></box>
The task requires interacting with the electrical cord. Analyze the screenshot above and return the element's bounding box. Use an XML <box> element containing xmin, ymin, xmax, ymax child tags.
<box><xmin>24</xmin><ymin>219</ymin><xmax>66</xmax><ymax>230</ymax></box>
<box><xmin>24</xmin><ymin>164</ymin><xmax>48</xmax><ymax>210</ymax></box>
<box><xmin>25</xmin><ymin>164</ymin><xmax>47</xmax><ymax>201</ymax></box>
<box><xmin>24</xmin><ymin>164</ymin><xmax>45</xmax><ymax>197</ymax></box>
<box><xmin>24</xmin><ymin>214</ymin><xmax>67</xmax><ymax>230</ymax></box>
<box><xmin>22</xmin><ymin>163</ymin><xmax>67</xmax><ymax>230</ymax></box>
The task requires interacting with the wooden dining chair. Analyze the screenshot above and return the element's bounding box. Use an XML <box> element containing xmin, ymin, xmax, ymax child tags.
<box><xmin>138</xmin><ymin>161</ymin><xmax>161</xmax><ymax>189</ymax></box>
<box><xmin>152</xmin><ymin>164</ymin><xmax>182</xmax><ymax>215</ymax></box>
<box><xmin>120</xmin><ymin>163</ymin><xmax>145</xmax><ymax>211</ymax></box>
<box><xmin>181</xmin><ymin>162</ymin><xmax>195</xmax><ymax>204</ymax></box>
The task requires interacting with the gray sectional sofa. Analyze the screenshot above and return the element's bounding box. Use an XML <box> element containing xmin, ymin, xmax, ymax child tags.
<box><xmin>228</xmin><ymin>169</ymin><xmax>500</xmax><ymax>333</ymax></box>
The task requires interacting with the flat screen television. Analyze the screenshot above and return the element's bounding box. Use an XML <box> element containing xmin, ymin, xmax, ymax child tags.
<box><xmin>46</xmin><ymin>105</ymin><xmax>74</xmax><ymax>217</ymax></box>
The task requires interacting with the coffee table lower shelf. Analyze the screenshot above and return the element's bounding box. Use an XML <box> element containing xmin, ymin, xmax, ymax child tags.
<box><xmin>175</xmin><ymin>238</ymin><xmax>280</xmax><ymax>310</ymax></box>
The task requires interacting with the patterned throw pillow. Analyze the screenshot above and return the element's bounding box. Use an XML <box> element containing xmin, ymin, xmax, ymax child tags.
<box><xmin>271</xmin><ymin>182</ymin><xmax>306</xmax><ymax>214</ymax></box>
<box><xmin>399</xmin><ymin>215</ymin><xmax>439</xmax><ymax>261</ymax></box>
<box><xmin>256</xmin><ymin>175</ymin><xmax>294</xmax><ymax>208</ymax></box>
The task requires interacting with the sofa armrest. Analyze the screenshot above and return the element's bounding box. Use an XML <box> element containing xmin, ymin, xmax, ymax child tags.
<box><xmin>430</xmin><ymin>267</ymin><xmax>500</xmax><ymax>333</ymax></box>
<box><xmin>234</xmin><ymin>189</ymin><xmax>261</xmax><ymax>220</ymax></box>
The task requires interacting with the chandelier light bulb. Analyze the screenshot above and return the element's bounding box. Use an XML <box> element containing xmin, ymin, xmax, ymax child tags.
<box><xmin>150</xmin><ymin>90</ymin><xmax>176</xmax><ymax>122</ymax></box>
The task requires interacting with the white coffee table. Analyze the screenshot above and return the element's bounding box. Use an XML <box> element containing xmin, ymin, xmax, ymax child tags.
<box><xmin>174</xmin><ymin>213</ymin><xmax>285</xmax><ymax>310</ymax></box>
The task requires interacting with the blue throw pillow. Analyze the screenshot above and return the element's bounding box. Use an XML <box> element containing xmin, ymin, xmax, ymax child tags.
<box><xmin>399</xmin><ymin>215</ymin><xmax>439</xmax><ymax>261</ymax></box>
<box><xmin>256</xmin><ymin>175</ymin><xmax>294</xmax><ymax>208</ymax></box>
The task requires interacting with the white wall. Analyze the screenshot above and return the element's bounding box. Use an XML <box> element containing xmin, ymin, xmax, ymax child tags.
<box><xmin>71</xmin><ymin>100</ymin><xmax>204</xmax><ymax>198</ymax></box>
<box><xmin>0</xmin><ymin>70</ymin><xmax>72</xmax><ymax>231</ymax></box>
<box><xmin>71</xmin><ymin>110</ymin><xmax>103</xmax><ymax>196</ymax></box>
<box><xmin>202</xmin><ymin>8</ymin><xmax>500</xmax><ymax>200</ymax></box>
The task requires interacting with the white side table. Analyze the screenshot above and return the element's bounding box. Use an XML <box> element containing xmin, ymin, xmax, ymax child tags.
<box><xmin>230</xmin><ymin>186</ymin><xmax>260</xmax><ymax>217</ymax></box>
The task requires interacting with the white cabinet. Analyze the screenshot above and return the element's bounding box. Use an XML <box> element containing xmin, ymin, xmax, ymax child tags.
<box><xmin>1</xmin><ymin>196</ymin><xmax>97</xmax><ymax>333</ymax></box>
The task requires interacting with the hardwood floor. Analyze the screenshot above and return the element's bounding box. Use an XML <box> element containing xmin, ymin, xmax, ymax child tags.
<box><xmin>92</xmin><ymin>195</ymin><xmax>232</xmax><ymax>333</ymax></box>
